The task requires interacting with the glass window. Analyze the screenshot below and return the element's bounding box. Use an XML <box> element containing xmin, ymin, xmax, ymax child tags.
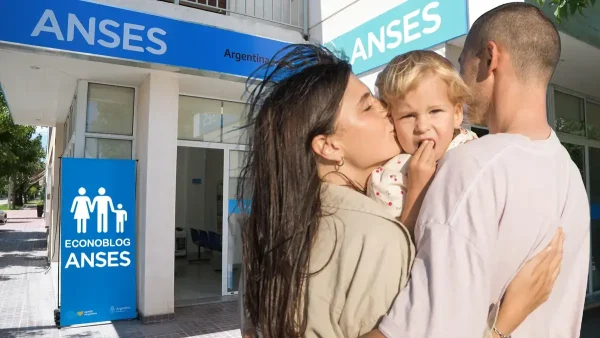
<box><xmin>84</xmin><ymin>138</ymin><xmax>132</xmax><ymax>159</ymax></box>
<box><xmin>554</xmin><ymin>90</ymin><xmax>585</xmax><ymax>137</ymax></box>
<box><xmin>589</xmin><ymin>147</ymin><xmax>600</xmax><ymax>292</ymax></box>
<box><xmin>222</xmin><ymin>101</ymin><xmax>249</xmax><ymax>145</ymax></box>
<box><xmin>586</xmin><ymin>102</ymin><xmax>600</xmax><ymax>141</ymax></box>
<box><xmin>178</xmin><ymin>96</ymin><xmax>222</xmax><ymax>142</ymax></box>
<box><xmin>86</xmin><ymin>83</ymin><xmax>135</xmax><ymax>136</ymax></box>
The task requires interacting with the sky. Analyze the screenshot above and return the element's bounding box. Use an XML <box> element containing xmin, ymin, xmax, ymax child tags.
<box><xmin>34</xmin><ymin>126</ymin><xmax>49</xmax><ymax>158</ymax></box>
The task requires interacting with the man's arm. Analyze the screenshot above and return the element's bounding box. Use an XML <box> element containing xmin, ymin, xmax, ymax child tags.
<box><xmin>378</xmin><ymin>149</ymin><xmax>502</xmax><ymax>337</ymax></box>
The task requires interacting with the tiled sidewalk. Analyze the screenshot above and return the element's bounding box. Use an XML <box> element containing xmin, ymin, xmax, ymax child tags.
<box><xmin>0</xmin><ymin>210</ymin><xmax>242</xmax><ymax>338</ymax></box>
<box><xmin>5</xmin><ymin>209</ymin><xmax>597</xmax><ymax>338</ymax></box>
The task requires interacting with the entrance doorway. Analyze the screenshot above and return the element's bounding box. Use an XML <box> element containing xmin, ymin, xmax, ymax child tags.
<box><xmin>174</xmin><ymin>143</ymin><xmax>247</xmax><ymax>306</ymax></box>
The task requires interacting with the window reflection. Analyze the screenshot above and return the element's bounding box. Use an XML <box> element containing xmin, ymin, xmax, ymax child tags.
<box><xmin>589</xmin><ymin>147</ymin><xmax>600</xmax><ymax>292</ymax></box>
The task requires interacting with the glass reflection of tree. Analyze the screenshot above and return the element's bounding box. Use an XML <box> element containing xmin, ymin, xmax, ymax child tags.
<box><xmin>87</xmin><ymin>138</ymin><xmax>131</xmax><ymax>160</ymax></box>
<box><xmin>556</xmin><ymin>117</ymin><xmax>600</xmax><ymax>141</ymax></box>
<box><xmin>87</xmin><ymin>85</ymin><xmax>134</xmax><ymax>136</ymax></box>
<box><xmin>562</xmin><ymin>142</ymin><xmax>585</xmax><ymax>183</ymax></box>
<box><xmin>555</xmin><ymin>117</ymin><xmax>585</xmax><ymax>137</ymax></box>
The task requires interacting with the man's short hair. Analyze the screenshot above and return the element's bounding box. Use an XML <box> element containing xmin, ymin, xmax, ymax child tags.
<box><xmin>465</xmin><ymin>2</ymin><xmax>561</xmax><ymax>83</ymax></box>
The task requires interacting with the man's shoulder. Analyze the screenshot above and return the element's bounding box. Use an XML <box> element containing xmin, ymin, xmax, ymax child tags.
<box><xmin>440</xmin><ymin>133</ymin><xmax>522</xmax><ymax>173</ymax></box>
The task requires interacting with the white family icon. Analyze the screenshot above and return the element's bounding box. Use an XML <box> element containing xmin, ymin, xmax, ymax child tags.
<box><xmin>70</xmin><ymin>187</ymin><xmax>128</xmax><ymax>234</ymax></box>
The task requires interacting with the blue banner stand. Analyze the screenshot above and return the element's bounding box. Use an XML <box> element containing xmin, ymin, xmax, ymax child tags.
<box><xmin>56</xmin><ymin>158</ymin><xmax>137</xmax><ymax>327</ymax></box>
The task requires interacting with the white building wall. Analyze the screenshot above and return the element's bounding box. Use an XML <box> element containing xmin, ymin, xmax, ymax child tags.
<box><xmin>46</xmin><ymin>124</ymin><xmax>64</xmax><ymax>264</ymax></box>
<box><xmin>95</xmin><ymin>0</ymin><xmax>305</xmax><ymax>43</ymax></box>
<box><xmin>308</xmin><ymin>0</ymin><xmax>404</xmax><ymax>43</ymax></box>
<box><xmin>135</xmin><ymin>72</ymin><xmax>179</xmax><ymax>318</ymax></box>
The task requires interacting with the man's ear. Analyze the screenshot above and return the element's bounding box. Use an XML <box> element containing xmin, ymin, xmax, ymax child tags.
<box><xmin>453</xmin><ymin>103</ymin><xmax>465</xmax><ymax>129</ymax></box>
<box><xmin>486</xmin><ymin>41</ymin><xmax>500</xmax><ymax>76</ymax></box>
<box><xmin>311</xmin><ymin>134</ymin><xmax>344</xmax><ymax>164</ymax></box>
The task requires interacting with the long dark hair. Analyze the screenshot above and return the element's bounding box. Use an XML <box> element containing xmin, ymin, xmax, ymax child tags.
<box><xmin>238</xmin><ymin>44</ymin><xmax>352</xmax><ymax>337</ymax></box>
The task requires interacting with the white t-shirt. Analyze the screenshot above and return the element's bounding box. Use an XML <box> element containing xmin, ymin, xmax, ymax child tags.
<box><xmin>379</xmin><ymin>130</ymin><xmax>590</xmax><ymax>337</ymax></box>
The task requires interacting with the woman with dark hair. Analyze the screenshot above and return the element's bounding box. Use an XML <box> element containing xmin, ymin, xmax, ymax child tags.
<box><xmin>238</xmin><ymin>44</ymin><xmax>562</xmax><ymax>338</ymax></box>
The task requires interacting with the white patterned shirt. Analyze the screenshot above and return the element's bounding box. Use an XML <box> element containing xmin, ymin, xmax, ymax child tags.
<box><xmin>367</xmin><ymin>128</ymin><xmax>478</xmax><ymax>220</ymax></box>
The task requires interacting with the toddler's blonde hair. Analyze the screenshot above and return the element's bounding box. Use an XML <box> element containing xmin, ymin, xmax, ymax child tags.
<box><xmin>375</xmin><ymin>50</ymin><xmax>471</xmax><ymax>109</ymax></box>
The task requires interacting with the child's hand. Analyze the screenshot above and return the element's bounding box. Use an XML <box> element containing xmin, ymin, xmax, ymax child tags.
<box><xmin>407</xmin><ymin>140</ymin><xmax>436</xmax><ymax>193</ymax></box>
<box><xmin>400</xmin><ymin>140</ymin><xmax>436</xmax><ymax>234</ymax></box>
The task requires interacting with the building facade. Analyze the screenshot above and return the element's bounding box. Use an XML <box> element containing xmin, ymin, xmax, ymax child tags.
<box><xmin>1</xmin><ymin>0</ymin><xmax>599</xmax><ymax>323</ymax></box>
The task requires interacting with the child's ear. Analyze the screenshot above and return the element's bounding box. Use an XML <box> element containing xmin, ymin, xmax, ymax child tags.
<box><xmin>453</xmin><ymin>103</ymin><xmax>465</xmax><ymax>129</ymax></box>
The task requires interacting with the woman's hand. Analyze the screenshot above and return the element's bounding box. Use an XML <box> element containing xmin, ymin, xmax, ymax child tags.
<box><xmin>400</xmin><ymin>140</ymin><xmax>437</xmax><ymax>233</ymax></box>
<box><xmin>243</xmin><ymin>328</ymin><xmax>257</xmax><ymax>338</ymax></box>
<box><xmin>493</xmin><ymin>228</ymin><xmax>564</xmax><ymax>337</ymax></box>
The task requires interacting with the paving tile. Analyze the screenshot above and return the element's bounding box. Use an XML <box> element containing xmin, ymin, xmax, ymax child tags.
<box><xmin>0</xmin><ymin>210</ymin><xmax>242</xmax><ymax>338</ymax></box>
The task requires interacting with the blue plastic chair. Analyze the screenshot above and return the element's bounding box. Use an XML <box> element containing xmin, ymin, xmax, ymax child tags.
<box><xmin>189</xmin><ymin>228</ymin><xmax>210</xmax><ymax>263</ymax></box>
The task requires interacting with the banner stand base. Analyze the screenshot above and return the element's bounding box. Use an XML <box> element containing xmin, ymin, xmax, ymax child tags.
<box><xmin>54</xmin><ymin>308</ymin><xmax>60</xmax><ymax>328</ymax></box>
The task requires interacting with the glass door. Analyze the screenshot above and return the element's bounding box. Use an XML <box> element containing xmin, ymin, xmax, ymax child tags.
<box><xmin>174</xmin><ymin>146</ymin><xmax>225</xmax><ymax>304</ymax></box>
<box><xmin>222</xmin><ymin>150</ymin><xmax>249</xmax><ymax>295</ymax></box>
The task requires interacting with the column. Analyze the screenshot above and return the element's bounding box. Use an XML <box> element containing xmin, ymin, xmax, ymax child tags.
<box><xmin>135</xmin><ymin>72</ymin><xmax>179</xmax><ymax>321</ymax></box>
<box><xmin>48</xmin><ymin>123</ymin><xmax>64</xmax><ymax>263</ymax></box>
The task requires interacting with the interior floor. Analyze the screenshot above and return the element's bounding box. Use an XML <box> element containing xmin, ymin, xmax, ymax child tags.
<box><xmin>174</xmin><ymin>255</ymin><xmax>221</xmax><ymax>304</ymax></box>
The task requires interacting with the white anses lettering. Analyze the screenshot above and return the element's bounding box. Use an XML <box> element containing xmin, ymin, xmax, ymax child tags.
<box><xmin>68</xmin><ymin>13</ymin><xmax>95</xmax><ymax>45</ymax></box>
<box><xmin>422</xmin><ymin>2</ymin><xmax>442</xmax><ymax>34</ymax></box>
<box><xmin>98</xmin><ymin>19</ymin><xmax>120</xmax><ymax>48</ymax></box>
<box><xmin>31</xmin><ymin>9</ymin><xmax>168</xmax><ymax>56</ymax></box>
<box><xmin>367</xmin><ymin>26</ymin><xmax>386</xmax><ymax>58</ymax></box>
<box><xmin>147</xmin><ymin>27</ymin><xmax>168</xmax><ymax>55</ymax></box>
<box><xmin>123</xmin><ymin>23</ymin><xmax>145</xmax><ymax>52</ymax></box>
<box><xmin>386</xmin><ymin>20</ymin><xmax>402</xmax><ymax>49</ymax></box>
<box><xmin>31</xmin><ymin>9</ymin><xmax>64</xmax><ymax>40</ymax></box>
<box><xmin>403</xmin><ymin>9</ymin><xmax>421</xmax><ymax>44</ymax></box>
<box><xmin>64</xmin><ymin>251</ymin><xmax>132</xmax><ymax>268</ymax></box>
<box><xmin>350</xmin><ymin>1</ymin><xmax>443</xmax><ymax>65</ymax></box>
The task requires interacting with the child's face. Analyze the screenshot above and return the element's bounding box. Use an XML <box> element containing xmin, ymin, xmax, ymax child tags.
<box><xmin>389</xmin><ymin>74</ymin><xmax>463</xmax><ymax>160</ymax></box>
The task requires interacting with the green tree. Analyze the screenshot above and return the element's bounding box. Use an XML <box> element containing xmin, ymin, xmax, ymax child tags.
<box><xmin>0</xmin><ymin>88</ymin><xmax>45</xmax><ymax>208</ymax></box>
<box><xmin>538</xmin><ymin>0</ymin><xmax>597</xmax><ymax>22</ymax></box>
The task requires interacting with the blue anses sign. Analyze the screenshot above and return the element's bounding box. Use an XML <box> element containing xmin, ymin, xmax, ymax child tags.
<box><xmin>325</xmin><ymin>0</ymin><xmax>468</xmax><ymax>75</ymax></box>
<box><xmin>0</xmin><ymin>0</ymin><xmax>289</xmax><ymax>78</ymax></box>
<box><xmin>60</xmin><ymin>158</ymin><xmax>137</xmax><ymax>326</ymax></box>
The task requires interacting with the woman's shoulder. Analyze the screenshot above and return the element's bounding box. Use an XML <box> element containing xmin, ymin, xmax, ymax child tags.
<box><xmin>319</xmin><ymin>184</ymin><xmax>412</xmax><ymax>244</ymax></box>
<box><xmin>321</xmin><ymin>205</ymin><xmax>405</xmax><ymax>236</ymax></box>
<box><xmin>321</xmin><ymin>183</ymin><xmax>402</xmax><ymax>225</ymax></box>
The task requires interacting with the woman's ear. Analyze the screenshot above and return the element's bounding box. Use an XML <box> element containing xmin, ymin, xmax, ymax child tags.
<box><xmin>311</xmin><ymin>134</ymin><xmax>343</xmax><ymax>164</ymax></box>
<box><xmin>453</xmin><ymin>103</ymin><xmax>465</xmax><ymax>129</ymax></box>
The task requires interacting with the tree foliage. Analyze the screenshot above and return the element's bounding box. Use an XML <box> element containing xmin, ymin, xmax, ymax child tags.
<box><xmin>538</xmin><ymin>0</ymin><xmax>597</xmax><ymax>22</ymax></box>
<box><xmin>0</xmin><ymin>88</ymin><xmax>45</xmax><ymax>206</ymax></box>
